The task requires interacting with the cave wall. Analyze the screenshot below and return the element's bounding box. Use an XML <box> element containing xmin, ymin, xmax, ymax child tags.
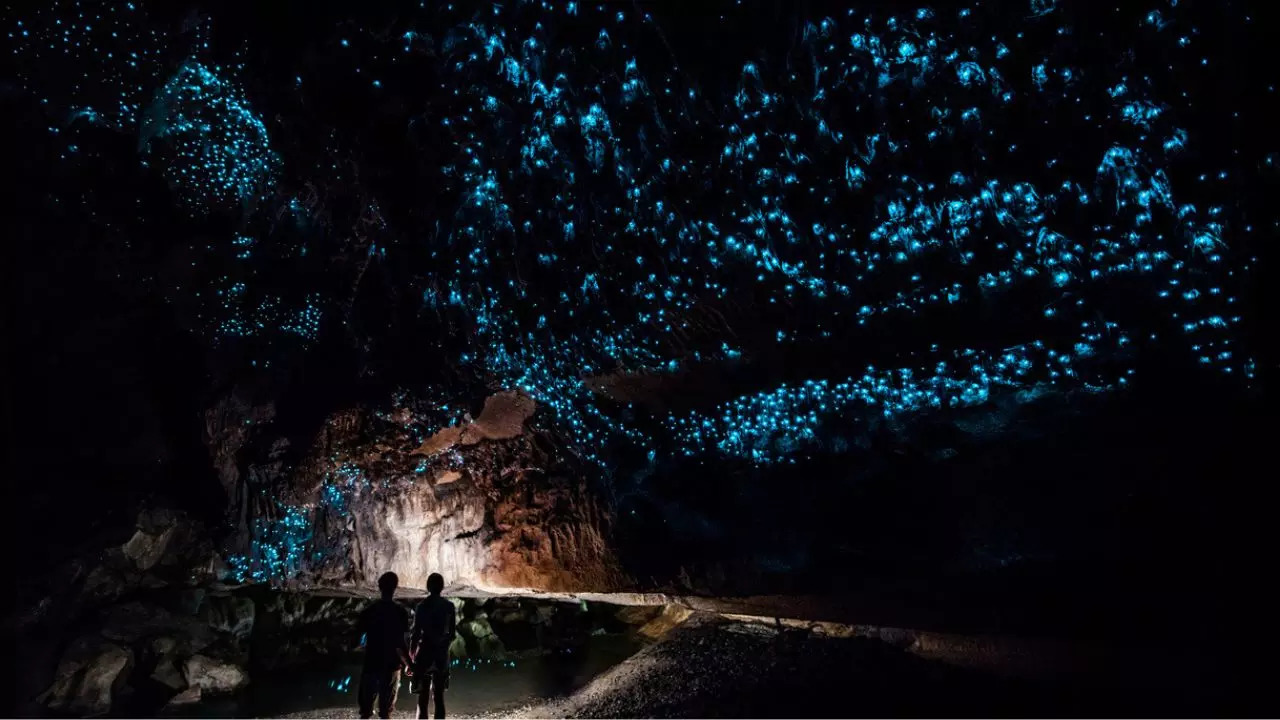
<box><xmin>210</xmin><ymin>390</ymin><xmax>627</xmax><ymax>595</ymax></box>
<box><xmin>4</xmin><ymin>0</ymin><xmax>1271</xmax><ymax>609</ymax></box>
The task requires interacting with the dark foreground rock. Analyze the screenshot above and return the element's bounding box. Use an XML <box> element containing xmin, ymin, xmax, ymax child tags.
<box><xmin>36</xmin><ymin>637</ymin><xmax>134</xmax><ymax>716</ymax></box>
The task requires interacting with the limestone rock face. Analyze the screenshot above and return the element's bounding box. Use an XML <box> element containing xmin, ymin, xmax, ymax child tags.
<box><xmin>337</xmin><ymin>463</ymin><xmax>624</xmax><ymax>593</ymax></box>
<box><xmin>183</xmin><ymin>654</ymin><xmax>248</xmax><ymax>693</ymax></box>
<box><xmin>38</xmin><ymin>637</ymin><xmax>134</xmax><ymax>716</ymax></box>
<box><xmin>227</xmin><ymin>391</ymin><xmax>628</xmax><ymax>596</ymax></box>
<box><xmin>204</xmin><ymin>395</ymin><xmax>277</xmax><ymax>513</ymax></box>
<box><xmin>348</xmin><ymin>474</ymin><xmax>489</xmax><ymax>592</ymax></box>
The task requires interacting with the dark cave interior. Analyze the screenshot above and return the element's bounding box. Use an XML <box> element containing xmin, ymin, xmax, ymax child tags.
<box><xmin>3</xmin><ymin>0</ymin><xmax>1276</xmax><ymax>716</ymax></box>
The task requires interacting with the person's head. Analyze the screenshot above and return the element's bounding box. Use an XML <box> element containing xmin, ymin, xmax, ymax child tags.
<box><xmin>378</xmin><ymin>571</ymin><xmax>399</xmax><ymax>599</ymax></box>
<box><xmin>427</xmin><ymin>572</ymin><xmax>445</xmax><ymax>596</ymax></box>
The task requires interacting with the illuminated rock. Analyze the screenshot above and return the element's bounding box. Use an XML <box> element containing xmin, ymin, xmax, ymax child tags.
<box><xmin>457</xmin><ymin>611</ymin><xmax>507</xmax><ymax>660</ymax></box>
<box><xmin>122</xmin><ymin>525</ymin><xmax>176</xmax><ymax>572</ymax></box>
<box><xmin>411</xmin><ymin>391</ymin><xmax>537</xmax><ymax>457</ymax></box>
<box><xmin>183</xmin><ymin>654</ymin><xmax>248</xmax><ymax>694</ymax></box>
<box><xmin>347</xmin><ymin>471</ymin><xmax>489</xmax><ymax>591</ymax></box>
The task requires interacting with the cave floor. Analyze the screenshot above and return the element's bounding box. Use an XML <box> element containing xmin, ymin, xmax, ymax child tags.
<box><xmin>230</xmin><ymin>613</ymin><xmax>1230</xmax><ymax>718</ymax></box>
<box><xmin>209</xmin><ymin>634</ymin><xmax>641</xmax><ymax>719</ymax></box>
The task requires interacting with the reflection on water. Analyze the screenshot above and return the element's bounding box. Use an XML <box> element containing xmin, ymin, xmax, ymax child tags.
<box><xmin>241</xmin><ymin>634</ymin><xmax>640</xmax><ymax>718</ymax></box>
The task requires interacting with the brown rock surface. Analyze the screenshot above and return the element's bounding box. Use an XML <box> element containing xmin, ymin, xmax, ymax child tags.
<box><xmin>229</xmin><ymin>390</ymin><xmax>627</xmax><ymax>596</ymax></box>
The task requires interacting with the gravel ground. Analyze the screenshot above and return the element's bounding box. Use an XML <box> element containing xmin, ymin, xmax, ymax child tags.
<box><xmin>485</xmin><ymin>615</ymin><xmax>1046</xmax><ymax>718</ymax></box>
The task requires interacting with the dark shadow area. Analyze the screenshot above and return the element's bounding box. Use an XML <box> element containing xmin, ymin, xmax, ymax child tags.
<box><xmin>538</xmin><ymin>615</ymin><xmax>1249</xmax><ymax>718</ymax></box>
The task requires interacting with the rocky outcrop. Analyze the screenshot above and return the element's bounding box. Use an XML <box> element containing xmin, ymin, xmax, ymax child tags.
<box><xmin>150</xmin><ymin>649</ymin><xmax>187</xmax><ymax>692</ymax></box>
<box><xmin>346</xmin><ymin>472</ymin><xmax>490</xmax><ymax>592</ymax></box>
<box><xmin>25</xmin><ymin>508</ymin><xmax>217</xmax><ymax>625</ymax></box>
<box><xmin>336</xmin><ymin>463</ymin><xmax>624</xmax><ymax>594</ymax></box>
<box><xmin>410</xmin><ymin>391</ymin><xmax>537</xmax><ymax>457</ymax></box>
<box><xmin>19</xmin><ymin>503</ymin><xmax>255</xmax><ymax>717</ymax></box>
<box><xmin>222</xmin><ymin>390</ymin><xmax>628</xmax><ymax>596</ymax></box>
<box><xmin>38</xmin><ymin>636</ymin><xmax>134</xmax><ymax>716</ymax></box>
<box><xmin>248</xmin><ymin>592</ymin><xmax>370</xmax><ymax>670</ymax></box>
<box><xmin>183</xmin><ymin>654</ymin><xmax>248</xmax><ymax>693</ymax></box>
<box><xmin>121</xmin><ymin>525</ymin><xmax>175</xmax><ymax>573</ymax></box>
<box><xmin>33</xmin><ymin>594</ymin><xmax>250</xmax><ymax>716</ymax></box>
<box><xmin>458</xmin><ymin>608</ymin><xmax>507</xmax><ymax>660</ymax></box>
<box><xmin>204</xmin><ymin>394</ymin><xmax>278</xmax><ymax>537</ymax></box>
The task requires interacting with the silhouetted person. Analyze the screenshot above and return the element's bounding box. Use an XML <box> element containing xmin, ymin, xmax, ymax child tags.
<box><xmin>411</xmin><ymin>572</ymin><xmax>457</xmax><ymax>719</ymax></box>
<box><xmin>357</xmin><ymin>572</ymin><xmax>412</xmax><ymax>719</ymax></box>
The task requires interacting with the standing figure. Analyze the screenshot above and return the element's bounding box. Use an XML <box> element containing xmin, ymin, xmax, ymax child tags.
<box><xmin>356</xmin><ymin>572</ymin><xmax>413</xmax><ymax>719</ymax></box>
<box><xmin>411</xmin><ymin>572</ymin><xmax>457</xmax><ymax>719</ymax></box>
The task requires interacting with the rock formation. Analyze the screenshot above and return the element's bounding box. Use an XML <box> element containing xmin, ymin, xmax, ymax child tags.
<box><xmin>219</xmin><ymin>390</ymin><xmax>628</xmax><ymax>595</ymax></box>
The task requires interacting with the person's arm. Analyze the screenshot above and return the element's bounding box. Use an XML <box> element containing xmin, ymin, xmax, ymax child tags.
<box><xmin>409</xmin><ymin>603</ymin><xmax>424</xmax><ymax>659</ymax></box>
<box><xmin>355</xmin><ymin>606</ymin><xmax>369</xmax><ymax>650</ymax></box>
<box><xmin>396</xmin><ymin>609</ymin><xmax>413</xmax><ymax>672</ymax></box>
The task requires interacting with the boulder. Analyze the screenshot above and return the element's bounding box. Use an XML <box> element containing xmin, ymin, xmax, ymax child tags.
<box><xmin>458</xmin><ymin>616</ymin><xmax>507</xmax><ymax>659</ymax></box>
<box><xmin>151</xmin><ymin>657</ymin><xmax>188</xmax><ymax>692</ymax></box>
<box><xmin>635</xmin><ymin>605</ymin><xmax>693</xmax><ymax>640</ymax></box>
<box><xmin>183</xmin><ymin>654</ymin><xmax>248</xmax><ymax>693</ymax></box>
<box><xmin>459</xmin><ymin>617</ymin><xmax>495</xmax><ymax>640</ymax></box>
<box><xmin>614</xmin><ymin>605</ymin><xmax>665</xmax><ymax>627</ymax></box>
<box><xmin>449</xmin><ymin>634</ymin><xmax>468</xmax><ymax>660</ymax></box>
<box><xmin>137</xmin><ymin>507</ymin><xmax>181</xmax><ymax>535</ymax></box>
<box><xmin>129</xmin><ymin>507</ymin><xmax>218</xmax><ymax>585</ymax></box>
<box><xmin>122</xmin><ymin>525</ymin><xmax>177</xmax><ymax>572</ymax></box>
<box><xmin>165</xmin><ymin>686</ymin><xmax>202</xmax><ymax>707</ymax></box>
<box><xmin>150</xmin><ymin>635</ymin><xmax>180</xmax><ymax>655</ymax></box>
<box><xmin>39</xmin><ymin>636</ymin><xmax>134</xmax><ymax>716</ymax></box>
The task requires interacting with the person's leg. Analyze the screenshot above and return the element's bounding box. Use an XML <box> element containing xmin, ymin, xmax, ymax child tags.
<box><xmin>415</xmin><ymin>672</ymin><xmax>433</xmax><ymax>720</ymax></box>
<box><xmin>378</xmin><ymin>669</ymin><xmax>401</xmax><ymax>719</ymax></box>
<box><xmin>433</xmin><ymin>671</ymin><xmax>447</xmax><ymax>719</ymax></box>
<box><xmin>357</xmin><ymin>668</ymin><xmax>377</xmax><ymax>719</ymax></box>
